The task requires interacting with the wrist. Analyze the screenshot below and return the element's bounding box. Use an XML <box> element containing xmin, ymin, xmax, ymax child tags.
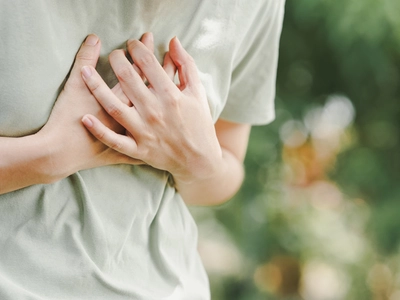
<box><xmin>172</xmin><ymin>149</ymin><xmax>245</xmax><ymax>206</ymax></box>
<box><xmin>173</xmin><ymin>149</ymin><xmax>226</xmax><ymax>186</ymax></box>
<box><xmin>32</xmin><ymin>130</ymin><xmax>69</xmax><ymax>184</ymax></box>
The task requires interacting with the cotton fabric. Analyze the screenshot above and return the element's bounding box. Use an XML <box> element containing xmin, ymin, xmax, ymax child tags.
<box><xmin>0</xmin><ymin>0</ymin><xmax>285</xmax><ymax>299</ymax></box>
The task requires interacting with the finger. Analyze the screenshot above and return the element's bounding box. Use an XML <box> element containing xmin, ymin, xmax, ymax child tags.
<box><xmin>111</xmin><ymin>83</ymin><xmax>131</xmax><ymax>106</ymax></box>
<box><xmin>116</xmin><ymin>48</ymin><xmax>144</xmax><ymax>81</ymax></box>
<box><xmin>108</xmin><ymin>150</ymin><xmax>145</xmax><ymax>166</ymax></box>
<box><xmin>131</xmin><ymin>64</ymin><xmax>143</xmax><ymax>78</ymax></box>
<box><xmin>68</xmin><ymin>34</ymin><xmax>101</xmax><ymax>87</ymax></box>
<box><xmin>127</xmin><ymin>40</ymin><xmax>178</xmax><ymax>96</ymax></box>
<box><xmin>109</xmin><ymin>49</ymin><xmax>153</xmax><ymax>109</ymax></box>
<box><xmin>138</xmin><ymin>32</ymin><xmax>154</xmax><ymax>84</ymax></box>
<box><xmin>81</xmin><ymin>65</ymin><xmax>142</xmax><ymax>133</ymax></box>
<box><xmin>113</xmin><ymin>154</ymin><xmax>145</xmax><ymax>166</ymax></box>
<box><xmin>140</xmin><ymin>32</ymin><xmax>154</xmax><ymax>54</ymax></box>
<box><xmin>82</xmin><ymin>114</ymin><xmax>139</xmax><ymax>158</ymax></box>
<box><xmin>163</xmin><ymin>51</ymin><xmax>177</xmax><ymax>81</ymax></box>
<box><xmin>126</xmin><ymin>32</ymin><xmax>154</xmax><ymax>82</ymax></box>
<box><xmin>168</xmin><ymin>37</ymin><xmax>202</xmax><ymax>94</ymax></box>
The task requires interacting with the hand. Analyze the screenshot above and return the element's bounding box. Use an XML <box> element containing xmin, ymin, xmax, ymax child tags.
<box><xmin>36</xmin><ymin>34</ymin><xmax>148</xmax><ymax>181</ymax></box>
<box><xmin>81</xmin><ymin>37</ymin><xmax>223</xmax><ymax>184</ymax></box>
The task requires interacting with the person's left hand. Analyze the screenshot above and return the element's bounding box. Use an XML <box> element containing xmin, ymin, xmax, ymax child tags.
<box><xmin>81</xmin><ymin>37</ymin><xmax>223</xmax><ymax>184</ymax></box>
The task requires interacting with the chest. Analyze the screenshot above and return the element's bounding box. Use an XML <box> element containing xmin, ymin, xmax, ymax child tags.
<box><xmin>0</xmin><ymin>0</ymin><xmax>245</xmax><ymax>137</ymax></box>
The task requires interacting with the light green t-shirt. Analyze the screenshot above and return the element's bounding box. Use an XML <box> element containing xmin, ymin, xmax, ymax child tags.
<box><xmin>0</xmin><ymin>0</ymin><xmax>285</xmax><ymax>299</ymax></box>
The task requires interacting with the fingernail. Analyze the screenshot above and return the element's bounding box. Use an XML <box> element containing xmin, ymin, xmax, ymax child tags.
<box><xmin>82</xmin><ymin>116</ymin><xmax>93</xmax><ymax>128</ymax></box>
<box><xmin>85</xmin><ymin>34</ymin><xmax>99</xmax><ymax>46</ymax></box>
<box><xmin>81</xmin><ymin>66</ymin><xmax>92</xmax><ymax>79</ymax></box>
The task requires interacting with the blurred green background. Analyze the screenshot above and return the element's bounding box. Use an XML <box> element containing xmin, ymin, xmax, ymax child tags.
<box><xmin>192</xmin><ymin>0</ymin><xmax>400</xmax><ymax>299</ymax></box>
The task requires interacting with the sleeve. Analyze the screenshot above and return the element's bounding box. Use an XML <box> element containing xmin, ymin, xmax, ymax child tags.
<box><xmin>219</xmin><ymin>0</ymin><xmax>285</xmax><ymax>125</ymax></box>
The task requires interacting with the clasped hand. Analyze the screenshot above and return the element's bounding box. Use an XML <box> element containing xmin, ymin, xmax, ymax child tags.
<box><xmin>80</xmin><ymin>35</ymin><xmax>222</xmax><ymax>184</ymax></box>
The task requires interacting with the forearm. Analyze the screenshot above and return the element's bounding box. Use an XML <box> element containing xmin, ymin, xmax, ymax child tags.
<box><xmin>0</xmin><ymin>134</ymin><xmax>55</xmax><ymax>195</ymax></box>
<box><xmin>174</xmin><ymin>148</ymin><xmax>244</xmax><ymax>206</ymax></box>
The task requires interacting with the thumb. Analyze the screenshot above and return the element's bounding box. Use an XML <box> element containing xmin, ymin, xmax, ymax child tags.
<box><xmin>67</xmin><ymin>34</ymin><xmax>101</xmax><ymax>87</ymax></box>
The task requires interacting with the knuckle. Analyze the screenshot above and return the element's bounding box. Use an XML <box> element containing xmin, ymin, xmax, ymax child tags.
<box><xmin>110</xmin><ymin>139</ymin><xmax>123</xmax><ymax>151</ymax></box>
<box><xmin>107</xmin><ymin>103</ymin><xmax>123</xmax><ymax>118</ymax></box>
<box><xmin>165</xmin><ymin>93</ymin><xmax>180</xmax><ymax>107</ymax></box>
<box><xmin>116</xmin><ymin>65</ymin><xmax>135</xmax><ymax>83</ymax></box>
<box><xmin>96</xmin><ymin>129</ymin><xmax>106</xmax><ymax>141</ymax></box>
<box><xmin>89</xmin><ymin>80</ymin><xmax>101</xmax><ymax>93</ymax></box>
<box><xmin>76</xmin><ymin>50</ymin><xmax>94</xmax><ymax>63</ymax></box>
<box><xmin>136</xmin><ymin>52</ymin><xmax>156</xmax><ymax>68</ymax></box>
<box><xmin>146</xmin><ymin>109</ymin><xmax>163</xmax><ymax>125</ymax></box>
<box><xmin>162</xmin><ymin>84</ymin><xmax>176</xmax><ymax>95</ymax></box>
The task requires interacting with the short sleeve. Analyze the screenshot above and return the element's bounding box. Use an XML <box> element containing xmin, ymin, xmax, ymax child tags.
<box><xmin>220</xmin><ymin>0</ymin><xmax>285</xmax><ymax>125</ymax></box>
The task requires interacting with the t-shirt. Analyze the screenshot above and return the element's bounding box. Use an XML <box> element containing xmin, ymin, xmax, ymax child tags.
<box><xmin>0</xmin><ymin>0</ymin><xmax>285</xmax><ymax>299</ymax></box>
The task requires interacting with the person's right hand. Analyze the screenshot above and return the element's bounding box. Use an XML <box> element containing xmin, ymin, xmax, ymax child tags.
<box><xmin>36</xmin><ymin>34</ymin><xmax>145</xmax><ymax>182</ymax></box>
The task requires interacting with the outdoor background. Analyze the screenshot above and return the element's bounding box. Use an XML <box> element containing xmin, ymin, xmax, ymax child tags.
<box><xmin>192</xmin><ymin>0</ymin><xmax>400</xmax><ymax>299</ymax></box>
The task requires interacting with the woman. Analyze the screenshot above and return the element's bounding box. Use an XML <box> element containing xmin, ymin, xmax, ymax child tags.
<box><xmin>0</xmin><ymin>0</ymin><xmax>284</xmax><ymax>298</ymax></box>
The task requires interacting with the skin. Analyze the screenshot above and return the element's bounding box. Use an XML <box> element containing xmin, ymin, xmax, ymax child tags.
<box><xmin>0</xmin><ymin>33</ymin><xmax>251</xmax><ymax>206</ymax></box>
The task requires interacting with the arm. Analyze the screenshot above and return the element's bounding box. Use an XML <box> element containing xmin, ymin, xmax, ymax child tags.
<box><xmin>174</xmin><ymin>119</ymin><xmax>251</xmax><ymax>205</ymax></box>
<box><xmin>0</xmin><ymin>134</ymin><xmax>55</xmax><ymax>194</ymax></box>
<box><xmin>0</xmin><ymin>34</ymin><xmax>140</xmax><ymax>195</ymax></box>
<box><xmin>80</xmin><ymin>36</ymin><xmax>251</xmax><ymax>205</ymax></box>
